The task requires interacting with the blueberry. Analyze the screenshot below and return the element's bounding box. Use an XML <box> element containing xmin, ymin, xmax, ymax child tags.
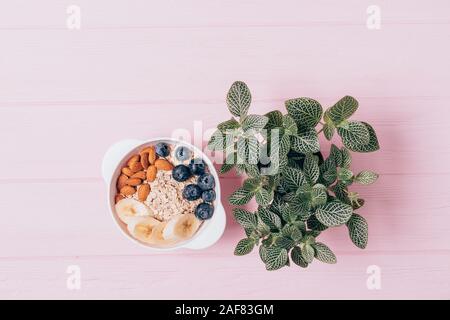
<box><xmin>202</xmin><ymin>189</ymin><xmax>216</xmax><ymax>203</ymax></box>
<box><xmin>182</xmin><ymin>184</ymin><xmax>202</xmax><ymax>201</ymax></box>
<box><xmin>174</xmin><ymin>146</ymin><xmax>191</xmax><ymax>162</ymax></box>
<box><xmin>197</xmin><ymin>173</ymin><xmax>215</xmax><ymax>191</ymax></box>
<box><xmin>172</xmin><ymin>165</ymin><xmax>192</xmax><ymax>182</ymax></box>
<box><xmin>189</xmin><ymin>158</ymin><xmax>206</xmax><ymax>175</ymax></box>
<box><xmin>195</xmin><ymin>203</ymin><xmax>214</xmax><ymax>220</ymax></box>
<box><xmin>155</xmin><ymin>142</ymin><xmax>170</xmax><ymax>157</ymax></box>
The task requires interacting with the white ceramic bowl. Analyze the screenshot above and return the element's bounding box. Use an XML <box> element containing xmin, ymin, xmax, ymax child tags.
<box><xmin>101</xmin><ymin>138</ymin><xmax>226</xmax><ymax>251</ymax></box>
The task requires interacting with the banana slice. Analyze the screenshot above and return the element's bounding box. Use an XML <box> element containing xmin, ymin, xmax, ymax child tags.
<box><xmin>115</xmin><ymin>198</ymin><xmax>151</xmax><ymax>224</ymax></box>
<box><xmin>127</xmin><ymin>216</ymin><xmax>161</xmax><ymax>244</ymax></box>
<box><xmin>163</xmin><ymin>214</ymin><xmax>202</xmax><ymax>241</ymax></box>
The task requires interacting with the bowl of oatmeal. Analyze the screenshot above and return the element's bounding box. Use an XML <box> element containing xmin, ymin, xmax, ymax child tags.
<box><xmin>102</xmin><ymin>138</ymin><xmax>226</xmax><ymax>250</ymax></box>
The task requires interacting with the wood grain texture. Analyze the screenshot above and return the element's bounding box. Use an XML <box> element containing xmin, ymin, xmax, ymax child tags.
<box><xmin>0</xmin><ymin>0</ymin><xmax>449</xmax><ymax>299</ymax></box>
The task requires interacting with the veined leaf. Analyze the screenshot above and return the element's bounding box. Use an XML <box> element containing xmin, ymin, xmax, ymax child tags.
<box><xmin>207</xmin><ymin>129</ymin><xmax>226</xmax><ymax>151</ymax></box>
<box><xmin>304</xmin><ymin>154</ymin><xmax>320</xmax><ymax>184</ymax></box>
<box><xmin>301</xmin><ymin>243</ymin><xmax>315</xmax><ymax>263</ymax></box>
<box><xmin>282</xmin><ymin>166</ymin><xmax>306</xmax><ymax>191</ymax></box>
<box><xmin>330</xmin><ymin>144</ymin><xmax>343</xmax><ymax>167</ymax></box>
<box><xmin>310</xmin><ymin>185</ymin><xmax>328</xmax><ymax>207</ymax></box>
<box><xmin>346</xmin><ymin>122</ymin><xmax>380</xmax><ymax>153</ymax></box>
<box><xmin>323</xmin><ymin>123</ymin><xmax>335</xmax><ymax>140</ymax></box>
<box><xmin>338</xmin><ymin>168</ymin><xmax>354</xmax><ymax>181</ymax></box>
<box><xmin>265</xmin><ymin>110</ymin><xmax>284</xmax><ymax>129</ymax></box>
<box><xmin>255</xmin><ymin>188</ymin><xmax>273</xmax><ymax>206</ymax></box>
<box><xmin>243</xmin><ymin>177</ymin><xmax>261</xmax><ymax>191</ymax></box>
<box><xmin>313</xmin><ymin>242</ymin><xmax>337</xmax><ymax>264</ymax></box>
<box><xmin>218</xmin><ymin>118</ymin><xmax>240</xmax><ymax>131</ymax></box>
<box><xmin>315</xmin><ymin>200</ymin><xmax>353</xmax><ymax>227</ymax></box>
<box><xmin>328</xmin><ymin>96</ymin><xmax>359</xmax><ymax>124</ymax></box>
<box><xmin>338</xmin><ymin>121</ymin><xmax>371</xmax><ymax>148</ymax></box>
<box><xmin>291</xmin><ymin>246</ymin><xmax>308</xmax><ymax>268</ymax></box>
<box><xmin>233</xmin><ymin>208</ymin><xmax>258</xmax><ymax>229</ymax></box>
<box><xmin>355</xmin><ymin>171</ymin><xmax>379</xmax><ymax>185</ymax></box>
<box><xmin>307</xmin><ymin>215</ymin><xmax>328</xmax><ymax>232</ymax></box>
<box><xmin>347</xmin><ymin>213</ymin><xmax>368</xmax><ymax>249</ymax></box>
<box><xmin>290</xmin><ymin>129</ymin><xmax>320</xmax><ymax>154</ymax></box>
<box><xmin>285</xmin><ymin>97</ymin><xmax>323</xmax><ymax>129</ymax></box>
<box><xmin>275</xmin><ymin>236</ymin><xmax>296</xmax><ymax>250</ymax></box>
<box><xmin>281</xmin><ymin>224</ymin><xmax>303</xmax><ymax>242</ymax></box>
<box><xmin>265</xmin><ymin>247</ymin><xmax>288</xmax><ymax>271</ymax></box>
<box><xmin>242</xmin><ymin>114</ymin><xmax>269</xmax><ymax>131</ymax></box>
<box><xmin>259</xmin><ymin>245</ymin><xmax>268</xmax><ymax>263</ymax></box>
<box><xmin>220</xmin><ymin>163</ymin><xmax>234</xmax><ymax>174</ymax></box>
<box><xmin>229</xmin><ymin>187</ymin><xmax>254</xmax><ymax>205</ymax></box>
<box><xmin>341</xmin><ymin>147</ymin><xmax>352</xmax><ymax>168</ymax></box>
<box><xmin>227</xmin><ymin>81</ymin><xmax>251</xmax><ymax>118</ymax></box>
<box><xmin>282</xmin><ymin>114</ymin><xmax>297</xmax><ymax>136</ymax></box>
<box><xmin>258</xmin><ymin>207</ymin><xmax>282</xmax><ymax>230</ymax></box>
<box><xmin>234</xmin><ymin>238</ymin><xmax>255</xmax><ymax>256</ymax></box>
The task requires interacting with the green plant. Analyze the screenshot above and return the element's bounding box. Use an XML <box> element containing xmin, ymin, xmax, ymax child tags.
<box><xmin>208</xmin><ymin>81</ymin><xmax>380</xmax><ymax>271</ymax></box>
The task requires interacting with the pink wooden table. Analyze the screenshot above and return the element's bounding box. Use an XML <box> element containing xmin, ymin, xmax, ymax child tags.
<box><xmin>0</xmin><ymin>0</ymin><xmax>449</xmax><ymax>299</ymax></box>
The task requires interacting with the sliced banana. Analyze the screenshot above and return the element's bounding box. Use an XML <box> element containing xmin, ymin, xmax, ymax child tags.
<box><xmin>163</xmin><ymin>214</ymin><xmax>202</xmax><ymax>241</ymax></box>
<box><xmin>115</xmin><ymin>198</ymin><xmax>152</xmax><ymax>224</ymax></box>
<box><xmin>127</xmin><ymin>216</ymin><xmax>161</xmax><ymax>244</ymax></box>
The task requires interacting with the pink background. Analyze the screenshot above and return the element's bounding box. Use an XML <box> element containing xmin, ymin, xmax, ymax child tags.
<box><xmin>0</xmin><ymin>0</ymin><xmax>449</xmax><ymax>299</ymax></box>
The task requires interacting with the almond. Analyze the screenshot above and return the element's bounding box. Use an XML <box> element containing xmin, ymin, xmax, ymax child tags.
<box><xmin>126</xmin><ymin>178</ymin><xmax>142</xmax><ymax>186</ymax></box>
<box><xmin>140</xmin><ymin>154</ymin><xmax>149</xmax><ymax>169</ymax></box>
<box><xmin>131</xmin><ymin>171</ymin><xmax>146</xmax><ymax>179</ymax></box>
<box><xmin>146</xmin><ymin>165</ymin><xmax>157</xmax><ymax>182</ymax></box>
<box><xmin>154</xmin><ymin>158</ymin><xmax>173</xmax><ymax>171</ymax></box>
<box><xmin>115</xmin><ymin>194</ymin><xmax>125</xmax><ymax>203</ymax></box>
<box><xmin>129</xmin><ymin>162</ymin><xmax>143</xmax><ymax>173</ymax></box>
<box><xmin>121</xmin><ymin>167</ymin><xmax>134</xmax><ymax>177</ymax></box>
<box><xmin>117</xmin><ymin>174</ymin><xmax>128</xmax><ymax>190</ymax></box>
<box><xmin>137</xmin><ymin>184</ymin><xmax>151</xmax><ymax>201</ymax></box>
<box><xmin>120</xmin><ymin>185</ymin><xmax>136</xmax><ymax>196</ymax></box>
<box><xmin>127</xmin><ymin>155</ymin><xmax>140</xmax><ymax>168</ymax></box>
<box><xmin>148</xmin><ymin>147</ymin><xmax>157</xmax><ymax>164</ymax></box>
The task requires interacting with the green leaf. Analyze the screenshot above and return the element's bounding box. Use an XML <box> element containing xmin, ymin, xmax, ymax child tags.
<box><xmin>265</xmin><ymin>110</ymin><xmax>284</xmax><ymax>129</ymax></box>
<box><xmin>290</xmin><ymin>129</ymin><xmax>320</xmax><ymax>154</ymax></box>
<box><xmin>207</xmin><ymin>129</ymin><xmax>226</xmax><ymax>151</ymax></box>
<box><xmin>265</xmin><ymin>247</ymin><xmax>288</xmax><ymax>271</ymax></box>
<box><xmin>355</xmin><ymin>171</ymin><xmax>379</xmax><ymax>185</ymax></box>
<box><xmin>291</xmin><ymin>246</ymin><xmax>308</xmax><ymax>268</ymax></box>
<box><xmin>242</xmin><ymin>114</ymin><xmax>269</xmax><ymax>131</ymax></box>
<box><xmin>243</xmin><ymin>177</ymin><xmax>261</xmax><ymax>191</ymax></box>
<box><xmin>285</xmin><ymin>98</ymin><xmax>323</xmax><ymax>129</ymax></box>
<box><xmin>310</xmin><ymin>185</ymin><xmax>328</xmax><ymax>207</ymax></box>
<box><xmin>259</xmin><ymin>245</ymin><xmax>268</xmax><ymax>263</ymax></box>
<box><xmin>233</xmin><ymin>208</ymin><xmax>258</xmax><ymax>229</ymax></box>
<box><xmin>312</xmin><ymin>242</ymin><xmax>337</xmax><ymax>264</ymax></box>
<box><xmin>279</xmin><ymin>134</ymin><xmax>291</xmax><ymax>156</ymax></box>
<box><xmin>341</xmin><ymin>147</ymin><xmax>352</xmax><ymax>168</ymax></box>
<box><xmin>347</xmin><ymin>214</ymin><xmax>368</xmax><ymax>249</ymax></box>
<box><xmin>332</xmin><ymin>182</ymin><xmax>350</xmax><ymax>204</ymax></box>
<box><xmin>234</xmin><ymin>238</ymin><xmax>255</xmax><ymax>256</ymax></box>
<box><xmin>304</xmin><ymin>154</ymin><xmax>320</xmax><ymax>184</ymax></box>
<box><xmin>330</xmin><ymin>144</ymin><xmax>343</xmax><ymax>167</ymax></box>
<box><xmin>301</xmin><ymin>243</ymin><xmax>315</xmax><ymax>263</ymax></box>
<box><xmin>345</xmin><ymin>122</ymin><xmax>380</xmax><ymax>153</ymax></box>
<box><xmin>338</xmin><ymin>168</ymin><xmax>354</xmax><ymax>181</ymax></box>
<box><xmin>315</xmin><ymin>200</ymin><xmax>353</xmax><ymax>227</ymax></box>
<box><xmin>338</xmin><ymin>121</ymin><xmax>371</xmax><ymax>148</ymax></box>
<box><xmin>282</xmin><ymin>114</ymin><xmax>297</xmax><ymax>136</ymax></box>
<box><xmin>281</xmin><ymin>224</ymin><xmax>303</xmax><ymax>242</ymax></box>
<box><xmin>275</xmin><ymin>236</ymin><xmax>296</xmax><ymax>250</ymax></box>
<box><xmin>220</xmin><ymin>163</ymin><xmax>234</xmax><ymax>174</ymax></box>
<box><xmin>218</xmin><ymin>118</ymin><xmax>240</xmax><ymax>131</ymax></box>
<box><xmin>307</xmin><ymin>215</ymin><xmax>328</xmax><ymax>231</ymax></box>
<box><xmin>258</xmin><ymin>207</ymin><xmax>282</xmax><ymax>230</ymax></box>
<box><xmin>322</xmin><ymin>167</ymin><xmax>337</xmax><ymax>185</ymax></box>
<box><xmin>281</xmin><ymin>166</ymin><xmax>306</xmax><ymax>191</ymax></box>
<box><xmin>328</xmin><ymin>96</ymin><xmax>359</xmax><ymax>124</ymax></box>
<box><xmin>323</xmin><ymin>123</ymin><xmax>335</xmax><ymax>140</ymax></box>
<box><xmin>255</xmin><ymin>188</ymin><xmax>273</xmax><ymax>206</ymax></box>
<box><xmin>229</xmin><ymin>187</ymin><xmax>254</xmax><ymax>205</ymax></box>
<box><xmin>227</xmin><ymin>81</ymin><xmax>251</xmax><ymax>118</ymax></box>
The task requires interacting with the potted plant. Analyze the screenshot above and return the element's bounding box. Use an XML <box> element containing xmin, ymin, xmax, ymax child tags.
<box><xmin>208</xmin><ymin>81</ymin><xmax>380</xmax><ymax>270</ymax></box>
